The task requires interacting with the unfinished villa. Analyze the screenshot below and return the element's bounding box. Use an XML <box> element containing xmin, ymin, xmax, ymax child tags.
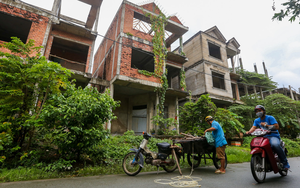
<box><xmin>179</xmin><ymin>26</ymin><xmax>243</xmax><ymax>107</ymax></box>
<box><xmin>0</xmin><ymin>0</ymin><xmax>106</xmax><ymax>88</ymax></box>
<box><xmin>92</xmin><ymin>1</ymin><xmax>189</xmax><ymax>134</ymax></box>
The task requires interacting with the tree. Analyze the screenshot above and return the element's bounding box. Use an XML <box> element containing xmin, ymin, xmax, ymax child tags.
<box><xmin>40</xmin><ymin>84</ymin><xmax>120</xmax><ymax>160</ymax></box>
<box><xmin>214</xmin><ymin>108</ymin><xmax>245</xmax><ymax>139</ymax></box>
<box><xmin>261</xmin><ymin>94</ymin><xmax>300</xmax><ymax>138</ymax></box>
<box><xmin>0</xmin><ymin>37</ymin><xmax>72</xmax><ymax>162</ymax></box>
<box><xmin>229</xmin><ymin>93</ymin><xmax>300</xmax><ymax>138</ymax></box>
<box><xmin>272</xmin><ymin>0</ymin><xmax>300</xmax><ymax>23</ymax></box>
<box><xmin>179</xmin><ymin>94</ymin><xmax>217</xmax><ymax>135</ymax></box>
<box><xmin>235</xmin><ymin>69</ymin><xmax>277</xmax><ymax>90</ymax></box>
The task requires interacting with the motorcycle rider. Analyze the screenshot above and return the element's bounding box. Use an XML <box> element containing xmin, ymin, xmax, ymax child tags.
<box><xmin>204</xmin><ymin>116</ymin><xmax>228</xmax><ymax>174</ymax></box>
<box><xmin>246</xmin><ymin>105</ymin><xmax>290</xmax><ymax>170</ymax></box>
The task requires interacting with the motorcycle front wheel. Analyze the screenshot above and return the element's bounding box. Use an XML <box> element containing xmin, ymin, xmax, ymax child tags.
<box><xmin>122</xmin><ymin>152</ymin><xmax>142</xmax><ymax>176</ymax></box>
<box><xmin>162</xmin><ymin>152</ymin><xmax>180</xmax><ymax>173</ymax></box>
<box><xmin>251</xmin><ymin>154</ymin><xmax>266</xmax><ymax>183</ymax></box>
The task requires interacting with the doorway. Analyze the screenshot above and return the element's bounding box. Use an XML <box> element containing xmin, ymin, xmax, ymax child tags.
<box><xmin>132</xmin><ymin>105</ymin><xmax>147</xmax><ymax>135</ymax></box>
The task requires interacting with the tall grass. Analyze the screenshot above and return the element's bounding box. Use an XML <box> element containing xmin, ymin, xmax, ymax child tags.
<box><xmin>1</xmin><ymin>136</ymin><xmax>299</xmax><ymax>183</ymax></box>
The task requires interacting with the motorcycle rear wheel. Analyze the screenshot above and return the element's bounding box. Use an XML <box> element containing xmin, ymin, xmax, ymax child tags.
<box><xmin>251</xmin><ymin>154</ymin><xmax>266</xmax><ymax>183</ymax></box>
<box><xmin>162</xmin><ymin>152</ymin><xmax>180</xmax><ymax>173</ymax></box>
<box><xmin>122</xmin><ymin>152</ymin><xmax>142</xmax><ymax>176</ymax></box>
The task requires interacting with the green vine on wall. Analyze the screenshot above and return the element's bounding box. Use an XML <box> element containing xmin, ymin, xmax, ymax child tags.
<box><xmin>138</xmin><ymin>70</ymin><xmax>157</xmax><ymax>77</ymax></box>
<box><xmin>141</xmin><ymin>10</ymin><xmax>170</xmax><ymax>130</ymax></box>
<box><xmin>180</xmin><ymin>69</ymin><xmax>187</xmax><ymax>91</ymax></box>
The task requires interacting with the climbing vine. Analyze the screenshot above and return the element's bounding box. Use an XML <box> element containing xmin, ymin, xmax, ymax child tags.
<box><xmin>140</xmin><ymin>10</ymin><xmax>170</xmax><ymax>130</ymax></box>
<box><xmin>180</xmin><ymin>69</ymin><xmax>187</xmax><ymax>91</ymax></box>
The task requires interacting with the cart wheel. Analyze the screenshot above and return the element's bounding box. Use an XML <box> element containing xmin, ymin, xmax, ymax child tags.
<box><xmin>213</xmin><ymin>149</ymin><xmax>227</xmax><ymax>169</ymax></box>
<box><xmin>187</xmin><ymin>153</ymin><xmax>201</xmax><ymax>168</ymax></box>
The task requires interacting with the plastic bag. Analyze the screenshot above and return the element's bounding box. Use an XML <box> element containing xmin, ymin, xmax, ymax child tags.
<box><xmin>205</xmin><ymin>132</ymin><xmax>215</xmax><ymax>146</ymax></box>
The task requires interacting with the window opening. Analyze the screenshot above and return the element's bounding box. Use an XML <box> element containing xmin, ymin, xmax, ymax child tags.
<box><xmin>208</xmin><ymin>42</ymin><xmax>221</xmax><ymax>60</ymax></box>
<box><xmin>133</xmin><ymin>17</ymin><xmax>153</xmax><ymax>35</ymax></box>
<box><xmin>49</xmin><ymin>37</ymin><xmax>89</xmax><ymax>72</ymax></box>
<box><xmin>212</xmin><ymin>71</ymin><xmax>225</xmax><ymax>90</ymax></box>
<box><xmin>132</xmin><ymin>12</ymin><xmax>173</xmax><ymax>39</ymax></box>
<box><xmin>131</xmin><ymin>48</ymin><xmax>154</xmax><ymax>72</ymax></box>
<box><xmin>0</xmin><ymin>12</ymin><xmax>32</xmax><ymax>43</ymax></box>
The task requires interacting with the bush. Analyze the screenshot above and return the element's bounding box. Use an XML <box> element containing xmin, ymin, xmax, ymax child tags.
<box><xmin>40</xmin><ymin>84</ymin><xmax>119</xmax><ymax>161</ymax></box>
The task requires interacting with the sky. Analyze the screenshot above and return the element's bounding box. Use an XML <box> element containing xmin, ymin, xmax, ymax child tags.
<box><xmin>22</xmin><ymin>0</ymin><xmax>300</xmax><ymax>92</ymax></box>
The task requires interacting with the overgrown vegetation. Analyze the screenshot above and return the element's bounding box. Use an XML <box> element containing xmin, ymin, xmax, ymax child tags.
<box><xmin>179</xmin><ymin>94</ymin><xmax>245</xmax><ymax>138</ymax></box>
<box><xmin>0</xmin><ymin>38</ymin><xmax>119</xmax><ymax>172</ymax></box>
<box><xmin>1</xmin><ymin>130</ymin><xmax>299</xmax><ymax>183</ymax></box>
<box><xmin>235</xmin><ymin>69</ymin><xmax>277</xmax><ymax>90</ymax></box>
<box><xmin>230</xmin><ymin>93</ymin><xmax>300</xmax><ymax>138</ymax></box>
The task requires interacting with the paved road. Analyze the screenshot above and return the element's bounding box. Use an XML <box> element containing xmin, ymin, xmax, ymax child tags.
<box><xmin>1</xmin><ymin>157</ymin><xmax>300</xmax><ymax>188</ymax></box>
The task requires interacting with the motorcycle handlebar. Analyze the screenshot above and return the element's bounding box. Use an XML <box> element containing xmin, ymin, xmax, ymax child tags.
<box><xmin>243</xmin><ymin>130</ymin><xmax>278</xmax><ymax>137</ymax></box>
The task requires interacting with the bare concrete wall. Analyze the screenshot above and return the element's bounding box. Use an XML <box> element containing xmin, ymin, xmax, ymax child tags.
<box><xmin>201</xmin><ymin>33</ymin><xmax>228</xmax><ymax>68</ymax></box>
<box><xmin>204</xmin><ymin>62</ymin><xmax>233</xmax><ymax>98</ymax></box>
<box><xmin>185</xmin><ymin>63</ymin><xmax>206</xmax><ymax>96</ymax></box>
<box><xmin>183</xmin><ymin>34</ymin><xmax>202</xmax><ymax>68</ymax></box>
<box><xmin>111</xmin><ymin>96</ymin><xmax>128</xmax><ymax>134</ymax></box>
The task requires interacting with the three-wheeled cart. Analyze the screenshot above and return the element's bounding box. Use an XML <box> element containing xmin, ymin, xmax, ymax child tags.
<box><xmin>176</xmin><ymin>133</ymin><xmax>227</xmax><ymax>169</ymax></box>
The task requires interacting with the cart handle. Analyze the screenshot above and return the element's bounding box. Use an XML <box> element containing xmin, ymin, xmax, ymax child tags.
<box><xmin>180</xmin><ymin>132</ymin><xmax>197</xmax><ymax>138</ymax></box>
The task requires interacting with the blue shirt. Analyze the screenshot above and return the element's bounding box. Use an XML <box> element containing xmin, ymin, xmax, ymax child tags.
<box><xmin>253</xmin><ymin>115</ymin><xmax>280</xmax><ymax>139</ymax></box>
<box><xmin>211</xmin><ymin>120</ymin><xmax>228</xmax><ymax>148</ymax></box>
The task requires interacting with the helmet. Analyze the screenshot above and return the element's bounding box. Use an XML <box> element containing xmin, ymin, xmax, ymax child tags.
<box><xmin>254</xmin><ymin>105</ymin><xmax>265</xmax><ymax>112</ymax></box>
<box><xmin>205</xmin><ymin>116</ymin><xmax>214</xmax><ymax>122</ymax></box>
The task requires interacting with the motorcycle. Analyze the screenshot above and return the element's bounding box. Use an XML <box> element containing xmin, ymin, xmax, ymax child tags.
<box><xmin>245</xmin><ymin>128</ymin><xmax>288</xmax><ymax>183</ymax></box>
<box><xmin>122</xmin><ymin>132</ymin><xmax>183</xmax><ymax>176</ymax></box>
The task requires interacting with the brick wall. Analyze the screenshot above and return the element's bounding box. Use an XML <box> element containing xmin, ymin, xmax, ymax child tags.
<box><xmin>0</xmin><ymin>3</ymin><xmax>49</xmax><ymax>55</ymax></box>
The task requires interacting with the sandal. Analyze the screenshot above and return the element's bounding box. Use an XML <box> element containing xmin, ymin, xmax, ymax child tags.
<box><xmin>215</xmin><ymin>169</ymin><xmax>221</xmax><ymax>174</ymax></box>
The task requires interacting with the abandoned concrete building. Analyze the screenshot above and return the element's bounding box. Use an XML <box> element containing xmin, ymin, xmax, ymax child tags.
<box><xmin>2</xmin><ymin>0</ymin><xmax>298</xmax><ymax>135</ymax></box>
<box><xmin>0</xmin><ymin>0</ymin><xmax>105</xmax><ymax>88</ymax></box>
<box><xmin>179</xmin><ymin>26</ymin><xmax>243</xmax><ymax>107</ymax></box>
<box><xmin>92</xmin><ymin>1</ymin><xmax>189</xmax><ymax>134</ymax></box>
<box><xmin>180</xmin><ymin>25</ymin><xmax>300</xmax><ymax>106</ymax></box>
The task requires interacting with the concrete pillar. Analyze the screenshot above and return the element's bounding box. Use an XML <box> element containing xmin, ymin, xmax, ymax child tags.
<box><xmin>176</xmin><ymin>97</ymin><xmax>179</xmax><ymax>134</ymax></box>
<box><xmin>155</xmin><ymin>92</ymin><xmax>159</xmax><ymax>133</ymax></box>
<box><xmin>254</xmin><ymin>63</ymin><xmax>258</xmax><ymax>73</ymax></box>
<box><xmin>128</xmin><ymin>97</ymin><xmax>132</xmax><ymax>131</ymax></box>
<box><xmin>289</xmin><ymin>85</ymin><xmax>295</xmax><ymax>100</ymax></box>
<box><xmin>239</xmin><ymin>58</ymin><xmax>244</xmax><ymax>70</ymax></box>
<box><xmin>253</xmin><ymin>86</ymin><xmax>257</xmax><ymax>98</ymax></box>
<box><xmin>52</xmin><ymin>0</ymin><xmax>61</xmax><ymax>16</ymax></box>
<box><xmin>116</xmin><ymin>3</ymin><xmax>126</xmax><ymax>75</ymax></box>
<box><xmin>260</xmin><ymin>87</ymin><xmax>264</xmax><ymax>99</ymax></box>
<box><xmin>262</xmin><ymin>61</ymin><xmax>269</xmax><ymax>77</ymax></box>
<box><xmin>93</xmin><ymin>7</ymin><xmax>100</xmax><ymax>32</ymax></box>
<box><xmin>177</xmin><ymin>74</ymin><xmax>181</xmax><ymax>90</ymax></box>
<box><xmin>231</xmin><ymin>57</ymin><xmax>235</xmax><ymax>73</ymax></box>
<box><xmin>88</xmin><ymin>40</ymin><xmax>95</xmax><ymax>74</ymax></box>
<box><xmin>179</xmin><ymin>36</ymin><xmax>183</xmax><ymax>55</ymax></box>
<box><xmin>107</xmin><ymin>84</ymin><xmax>114</xmax><ymax>132</ymax></box>
<box><xmin>235</xmin><ymin>84</ymin><xmax>240</xmax><ymax>100</ymax></box>
<box><xmin>244</xmin><ymin>84</ymin><xmax>248</xmax><ymax>96</ymax></box>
